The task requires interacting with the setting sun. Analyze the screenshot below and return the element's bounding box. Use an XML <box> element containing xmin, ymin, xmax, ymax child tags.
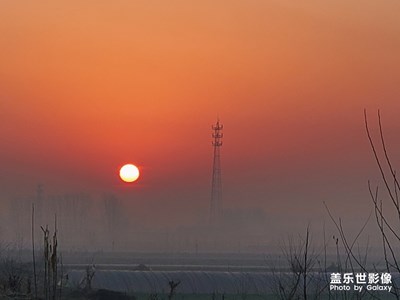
<box><xmin>119</xmin><ymin>164</ymin><xmax>140</xmax><ymax>183</ymax></box>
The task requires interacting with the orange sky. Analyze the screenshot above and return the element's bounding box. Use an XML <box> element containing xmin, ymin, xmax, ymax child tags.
<box><xmin>1</xmin><ymin>1</ymin><xmax>400</xmax><ymax>230</ymax></box>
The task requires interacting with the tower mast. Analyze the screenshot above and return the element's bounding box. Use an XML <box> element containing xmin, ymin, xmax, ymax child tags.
<box><xmin>210</xmin><ymin>119</ymin><xmax>223</xmax><ymax>223</ymax></box>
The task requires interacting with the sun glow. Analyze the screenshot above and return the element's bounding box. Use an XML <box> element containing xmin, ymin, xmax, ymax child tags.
<box><xmin>119</xmin><ymin>164</ymin><xmax>140</xmax><ymax>183</ymax></box>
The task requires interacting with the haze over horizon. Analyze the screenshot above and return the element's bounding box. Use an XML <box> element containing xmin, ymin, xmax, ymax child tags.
<box><xmin>1</xmin><ymin>1</ymin><xmax>400</xmax><ymax>251</ymax></box>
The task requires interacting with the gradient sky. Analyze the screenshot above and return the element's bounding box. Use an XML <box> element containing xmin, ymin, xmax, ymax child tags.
<box><xmin>1</xmin><ymin>1</ymin><xmax>400</xmax><ymax>236</ymax></box>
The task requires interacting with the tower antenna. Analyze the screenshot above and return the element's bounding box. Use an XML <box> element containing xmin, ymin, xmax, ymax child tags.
<box><xmin>210</xmin><ymin>119</ymin><xmax>223</xmax><ymax>223</ymax></box>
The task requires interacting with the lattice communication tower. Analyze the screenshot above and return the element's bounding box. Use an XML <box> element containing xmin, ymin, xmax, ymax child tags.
<box><xmin>210</xmin><ymin>119</ymin><xmax>223</xmax><ymax>223</ymax></box>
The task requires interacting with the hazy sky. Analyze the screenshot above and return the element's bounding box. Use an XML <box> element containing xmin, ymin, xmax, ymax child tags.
<box><xmin>1</xmin><ymin>1</ymin><xmax>400</xmax><ymax>233</ymax></box>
